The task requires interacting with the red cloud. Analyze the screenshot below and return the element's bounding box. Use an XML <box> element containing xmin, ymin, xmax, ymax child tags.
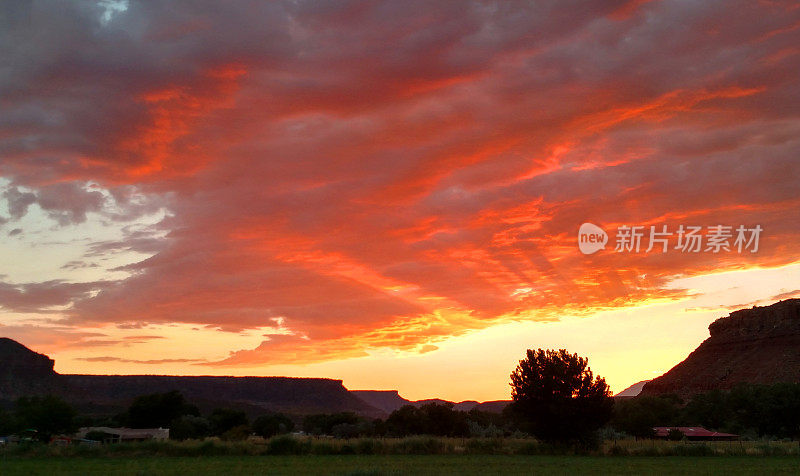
<box><xmin>2</xmin><ymin>0</ymin><xmax>799</xmax><ymax>364</ymax></box>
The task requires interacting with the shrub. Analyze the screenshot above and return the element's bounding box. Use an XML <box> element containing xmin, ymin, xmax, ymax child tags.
<box><xmin>514</xmin><ymin>441</ymin><xmax>543</xmax><ymax>455</ymax></box>
<box><xmin>209</xmin><ymin>408</ymin><xmax>248</xmax><ymax>436</ymax></box>
<box><xmin>465</xmin><ymin>438</ymin><xmax>505</xmax><ymax>454</ymax></box>
<box><xmin>267</xmin><ymin>435</ymin><xmax>306</xmax><ymax>455</ymax></box>
<box><xmin>220</xmin><ymin>424</ymin><xmax>252</xmax><ymax>441</ymax></box>
<box><xmin>355</xmin><ymin>438</ymin><xmax>383</xmax><ymax>455</ymax></box>
<box><xmin>395</xmin><ymin>437</ymin><xmax>446</xmax><ymax>454</ymax></box>
<box><xmin>310</xmin><ymin>441</ymin><xmax>338</xmax><ymax>455</ymax></box>
<box><xmin>170</xmin><ymin>415</ymin><xmax>211</xmax><ymax>440</ymax></box>
<box><xmin>302</xmin><ymin>412</ymin><xmax>359</xmax><ymax>435</ymax></box>
<box><xmin>672</xmin><ymin>443</ymin><xmax>714</xmax><ymax>456</ymax></box>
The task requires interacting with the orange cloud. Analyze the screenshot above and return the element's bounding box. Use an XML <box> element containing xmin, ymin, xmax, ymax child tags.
<box><xmin>1</xmin><ymin>0</ymin><xmax>799</xmax><ymax>369</ymax></box>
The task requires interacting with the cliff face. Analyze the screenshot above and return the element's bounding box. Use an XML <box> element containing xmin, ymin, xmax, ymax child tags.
<box><xmin>641</xmin><ymin>299</ymin><xmax>800</xmax><ymax>398</ymax></box>
<box><xmin>351</xmin><ymin>390</ymin><xmax>412</xmax><ymax>414</ymax></box>
<box><xmin>0</xmin><ymin>338</ymin><xmax>59</xmax><ymax>398</ymax></box>
<box><xmin>0</xmin><ymin>338</ymin><xmax>55</xmax><ymax>377</ymax></box>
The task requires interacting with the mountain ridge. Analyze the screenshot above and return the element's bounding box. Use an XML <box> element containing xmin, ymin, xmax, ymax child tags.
<box><xmin>350</xmin><ymin>389</ymin><xmax>509</xmax><ymax>414</ymax></box>
<box><xmin>0</xmin><ymin>338</ymin><xmax>508</xmax><ymax>418</ymax></box>
<box><xmin>0</xmin><ymin>339</ymin><xmax>383</xmax><ymax>418</ymax></box>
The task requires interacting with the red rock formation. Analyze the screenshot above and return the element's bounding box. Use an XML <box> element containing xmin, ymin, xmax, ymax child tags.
<box><xmin>641</xmin><ymin>299</ymin><xmax>800</xmax><ymax>398</ymax></box>
<box><xmin>0</xmin><ymin>337</ymin><xmax>59</xmax><ymax>398</ymax></box>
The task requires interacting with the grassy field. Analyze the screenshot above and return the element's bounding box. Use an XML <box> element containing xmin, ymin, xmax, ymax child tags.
<box><xmin>2</xmin><ymin>438</ymin><xmax>799</xmax><ymax>475</ymax></box>
<box><xmin>3</xmin><ymin>436</ymin><xmax>799</xmax><ymax>458</ymax></box>
<box><xmin>2</xmin><ymin>454</ymin><xmax>800</xmax><ymax>475</ymax></box>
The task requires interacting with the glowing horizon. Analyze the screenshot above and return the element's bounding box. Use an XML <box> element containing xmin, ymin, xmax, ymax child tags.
<box><xmin>1</xmin><ymin>0</ymin><xmax>799</xmax><ymax>403</ymax></box>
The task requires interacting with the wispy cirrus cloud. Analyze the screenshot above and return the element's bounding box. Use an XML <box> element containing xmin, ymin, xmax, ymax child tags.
<box><xmin>76</xmin><ymin>356</ymin><xmax>203</xmax><ymax>365</ymax></box>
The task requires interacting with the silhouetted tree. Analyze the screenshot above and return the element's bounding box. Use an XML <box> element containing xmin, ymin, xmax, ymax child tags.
<box><xmin>385</xmin><ymin>403</ymin><xmax>470</xmax><ymax>437</ymax></box>
<box><xmin>170</xmin><ymin>415</ymin><xmax>211</xmax><ymax>440</ymax></box>
<box><xmin>331</xmin><ymin>420</ymin><xmax>377</xmax><ymax>438</ymax></box>
<box><xmin>302</xmin><ymin>412</ymin><xmax>360</xmax><ymax>435</ymax></box>
<box><xmin>419</xmin><ymin>402</ymin><xmax>469</xmax><ymax>437</ymax></box>
<box><xmin>209</xmin><ymin>408</ymin><xmax>248</xmax><ymax>435</ymax></box>
<box><xmin>125</xmin><ymin>390</ymin><xmax>199</xmax><ymax>428</ymax></box>
<box><xmin>14</xmin><ymin>395</ymin><xmax>77</xmax><ymax>441</ymax></box>
<box><xmin>684</xmin><ymin>389</ymin><xmax>729</xmax><ymax>430</ymax></box>
<box><xmin>684</xmin><ymin>383</ymin><xmax>800</xmax><ymax>438</ymax></box>
<box><xmin>0</xmin><ymin>406</ymin><xmax>16</xmax><ymax>435</ymax></box>
<box><xmin>466</xmin><ymin>408</ymin><xmax>505</xmax><ymax>429</ymax></box>
<box><xmin>611</xmin><ymin>394</ymin><xmax>682</xmax><ymax>438</ymax></box>
<box><xmin>371</xmin><ymin>418</ymin><xmax>387</xmax><ymax>436</ymax></box>
<box><xmin>465</xmin><ymin>408</ymin><xmax>508</xmax><ymax>437</ymax></box>
<box><xmin>252</xmin><ymin>413</ymin><xmax>295</xmax><ymax>438</ymax></box>
<box><xmin>509</xmin><ymin>348</ymin><xmax>613</xmax><ymax>446</ymax></box>
<box><xmin>753</xmin><ymin>383</ymin><xmax>800</xmax><ymax>438</ymax></box>
<box><xmin>386</xmin><ymin>405</ymin><xmax>426</xmax><ymax>436</ymax></box>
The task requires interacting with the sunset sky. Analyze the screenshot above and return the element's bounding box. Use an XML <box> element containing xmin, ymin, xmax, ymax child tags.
<box><xmin>1</xmin><ymin>0</ymin><xmax>799</xmax><ymax>402</ymax></box>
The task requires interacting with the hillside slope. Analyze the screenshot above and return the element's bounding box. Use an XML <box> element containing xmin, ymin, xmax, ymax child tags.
<box><xmin>641</xmin><ymin>299</ymin><xmax>800</xmax><ymax>398</ymax></box>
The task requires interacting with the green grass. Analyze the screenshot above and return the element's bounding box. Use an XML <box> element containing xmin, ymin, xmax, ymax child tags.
<box><xmin>1</xmin><ymin>455</ymin><xmax>799</xmax><ymax>475</ymax></box>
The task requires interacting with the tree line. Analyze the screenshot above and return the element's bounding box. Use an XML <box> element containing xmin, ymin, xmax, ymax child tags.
<box><xmin>2</xmin><ymin>348</ymin><xmax>799</xmax><ymax>444</ymax></box>
<box><xmin>0</xmin><ymin>348</ymin><xmax>610</xmax><ymax>444</ymax></box>
<box><xmin>612</xmin><ymin>383</ymin><xmax>800</xmax><ymax>439</ymax></box>
<box><xmin>0</xmin><ymin>391</ymin><xmax>505</xmax><ymax>441</ymax></box>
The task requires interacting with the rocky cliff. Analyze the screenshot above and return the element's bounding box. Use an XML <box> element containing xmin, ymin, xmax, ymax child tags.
<box><xmin>641</xmin><ymin>298</ymin><xmax>800</xmax><ymax>398</ymax></box>
<box><xmin>0</xmin><ymin>337</ymin><xmax>61</xmax><ymax>397</ymax></box>
<box><xmin>350</xmin><ymin>390</ymin><xmax>413</xmax><ymax>414</ymax></box>
<box><xmin>0</xmin><ymin>337</ymin><xmax>55</xmax><ymax>377</ymax></box>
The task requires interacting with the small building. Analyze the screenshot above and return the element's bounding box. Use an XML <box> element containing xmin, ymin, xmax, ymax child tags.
<box><xmin>76</xmin><ymin>427</ymin><xmax>169</xmax><ymax>443</ymax></box>
<box><xmin>653</xmin><ymin>426</ymin><xmax>738</xmax><ymax>441</ymax></box>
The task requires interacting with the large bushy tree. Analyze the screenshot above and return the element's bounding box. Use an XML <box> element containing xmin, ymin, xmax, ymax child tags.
<box><xmin>14</xmin><ymin>395</ymin><xmax>77</xmax><ymax>441</ymax></box>
<box><xmin>209</xmin><ymin>408</ymin><xmax>248</xmax><ymax>435</ymax></box>
<box><xmin>685</xmin><ymin>383</ymin><xmax>800</xmax><ymax>438</ymax></box>
<box><xmin>509</xmin><ymin>348</ymin><xmax>613</xmax><ymax>445</ymax></box>
<box><xmin>611</xmin><ymin>394</ymin><xmax>682</xmax><ymax>438</ymax></box>
<box><xmin>169</xmin><ymin>415</ymin><xmax>211</xmax><ymax>440</ymax></box>
<box><xmin>125</xmin><ymin>391</ymin><xmax>199</xmax><ymax>428</ymax></box>
<box><xmin>252</xmin><ymin>413</ymin><xmax>294</xmax><ymax>438</ymax></box>
<box><xmin>0</xmin><ymin>406</ymin><xmax>16</xmax><ymax>436</ymax></box>
<box><xmin>301</xmin><ymin>412</ymin><xmax>360</xmax><ymax>435</ymax></box>
<box><xmin>386</xmin><ymin>402</ymin><xmax>469</xmax><ymax>437</ymax></box>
